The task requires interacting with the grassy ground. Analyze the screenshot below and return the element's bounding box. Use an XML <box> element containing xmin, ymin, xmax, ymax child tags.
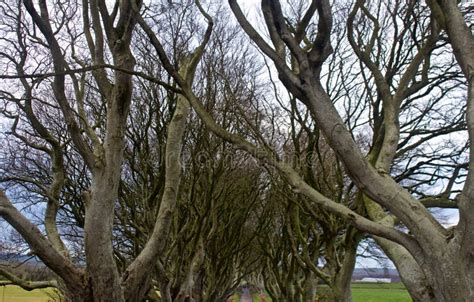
<box><xmin>0</xmin><ymin>285</ymin><xmax>57</xmax><ymax>302</ymax></box>
<box><xmin>352</xmin><ymin>283</ymin><xmax>411</xmax><ymax>302</ymax></box>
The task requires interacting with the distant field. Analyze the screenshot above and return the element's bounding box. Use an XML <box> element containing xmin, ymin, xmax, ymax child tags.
<box><xmin>0</xmin><ymin>285</ymin><xmax>57</xmax><ymax>302</ymax></box>
<box><xmin>352</xmin><ymin>282</ymin><xmax>411</xmax><ymax>302</ymax></box>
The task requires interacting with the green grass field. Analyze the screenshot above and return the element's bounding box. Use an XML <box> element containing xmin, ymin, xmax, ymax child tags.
<box><xmin>0</xmin><ymin>285</ymin><xmax>57</xmax><ymax>302</ymax></box>
<box><xmin>352</xmin><ymin>283</ymin><xmax>411</xmax><ymax>302</ymax></box>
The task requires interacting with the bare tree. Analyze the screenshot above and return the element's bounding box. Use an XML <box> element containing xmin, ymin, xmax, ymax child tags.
<box><xmin>137</xmin><ymin>0</ymin><xmax>472</xmax><ymax>300</ymax></box>
<box><xmin>0</xmin><ymin>0</ymin><xmax>472</xmax><ymax>301</ymax></box>
<box><xmin>0</xmin><ymin>0</ymin><xmax>210</xmax><ymax>300</ymax></box>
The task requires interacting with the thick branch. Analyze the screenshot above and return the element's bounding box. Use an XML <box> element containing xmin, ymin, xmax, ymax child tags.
<box><xmin>0</xmin><ymin>191</ymin><xmax>83</xmax><ymax>287</ymax></box>
<box><xmin>0</xmin><ymin>266</ymin><xmax>58</xmax><ymax>291</ymax></box>
<box><xmin>228</xmin><ymin>0</ymin><xmax>304</xmax><ymax>96</ymax></box>
<box><xmin>22</xmin><ymin>0</ymin><xmax>95</xmax><ymax>169</ymax></box>
<box><xmin>420</xmin><ymin>197</ymin><xmax>457</xmax><ymax>209</ymax></box>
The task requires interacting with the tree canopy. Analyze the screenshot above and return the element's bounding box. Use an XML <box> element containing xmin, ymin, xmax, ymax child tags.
<box><xmin>0</xmin><ymin>0</ymin><xmax>472</xmax><ymax>301</ymax></box>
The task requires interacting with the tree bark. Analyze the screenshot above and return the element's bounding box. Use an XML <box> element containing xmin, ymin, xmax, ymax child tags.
<box><xmin>302</xmin><ymin>271</ymin><xmax>317</xmax><ymax>302</ymax></box>
<box><xmin>332</xmin><ymin>234</ymin><xmax>358</xmax><ymax>302</ymax></box>
<box><xmin>375</xmin><ymin>238</ymin><xmax>435</xmax><ymax>302</ymax></box>
<box><xmin>122</xmin><ymin>90</ymin><xmax>190</xmax><ymax>301</ymax></box>
<box><xmin>84</xmin><ymin>48</ymin><xmax>135</xmax><ymax>301</ymax></box>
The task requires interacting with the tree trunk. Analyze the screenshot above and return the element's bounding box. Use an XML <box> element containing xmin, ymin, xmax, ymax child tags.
<box><xmin>332</xmin><ymin>233</ymin><xmax>358</xmax><ymax>302</ymax></box>
<box><xmin>377</xmin><ymin>233</ymin><xmax>473</xmax><ymax>302</ymax></box>
<box><xmin>364</xmin><ymin>197</ymin><xmax>436</xmax><ymax>302</ymax></box>
<box><xmin>375</xmin><ymin>238</ymin><xmax>435</xmax><ymax>302</ymax></box>
<box><xmin>122</xmin><ymin>84</ymin><xmax>191</xmax><ymax>302</ymax></box>
<box><xmin>302</xmin><ymin>271</ymin><xmax>317</xmax><ymax>302</ymax></box>
<box><xmin>421</xmin><ymin>242</ymin><xmax>474</xmax><ymax>302</ymax></box>
<box><xmin>84</xmin><ymin>167</ymin><xmax>124</xmax><ymax>301</ymax></box>
<box><xmin>84</xmin><ymin>48</ymin><xmax>135</xmax><ymax>301</ymax></box>
<box><xmin>176</xmin><ymin>238</ymin><xmax>205</xmax><ymax>302</ymax></box>
<box><xmin>61</xmin><ymin>282</ymin><xmax>91</xmax><ymax>302</ymax></box>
